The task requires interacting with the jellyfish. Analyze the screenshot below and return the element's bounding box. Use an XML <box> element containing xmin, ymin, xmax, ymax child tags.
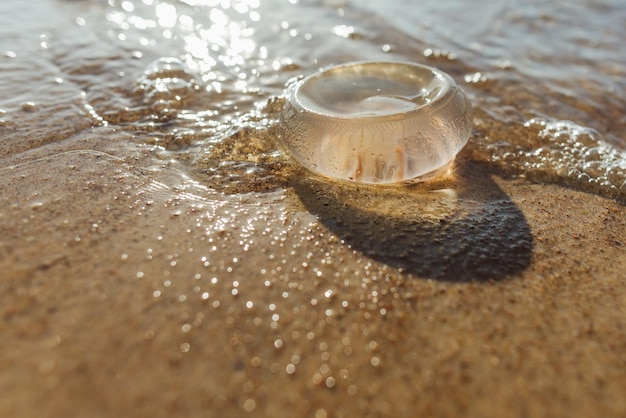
<box><xmin>280</xmin><ymin>61</ymin><xmax>472</xmax><ymax>184</ymax></box>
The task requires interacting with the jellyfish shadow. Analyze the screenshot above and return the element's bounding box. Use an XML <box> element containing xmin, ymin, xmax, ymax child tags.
<box><xmin>292</xmin><ymin>159</ymin><xmax>533</xmax><ymax>282</ymax></box>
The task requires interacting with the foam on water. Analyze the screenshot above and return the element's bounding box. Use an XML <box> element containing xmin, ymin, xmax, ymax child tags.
<box><xmin>471</xmin><ymin>116</ymin><xmax>626</xmax><ymax>198</ymax></box>
<box><xmin>521</xmin><ymin>119</ymin><xmax>625</xmax><ymax>194</ymax></box>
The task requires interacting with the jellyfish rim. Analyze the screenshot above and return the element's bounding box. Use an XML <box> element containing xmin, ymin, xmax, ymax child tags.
<box><xmin>288</xmin><ymin>60</ymin><xmax>458</xmax><ymax>122</ymax></box>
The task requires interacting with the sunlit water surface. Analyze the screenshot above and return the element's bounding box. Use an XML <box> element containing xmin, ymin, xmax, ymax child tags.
<box><xmin>2</xmin><ymin>0</ymin><xmax>625</xmax><ymax>198</ymax></box>
<box><xmin>2</xmin><ymin>0</ymin><xmax>625</xmax><ymax>194</ymax></box>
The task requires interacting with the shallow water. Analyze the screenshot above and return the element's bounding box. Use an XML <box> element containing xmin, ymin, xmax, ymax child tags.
<box><xmin>1</xmin><ymin>0</ymin><xmax>625</xmax><ymax>197</ymax></box>
<box><xmin>0</xmin><ymin>0</ymin><xmax>624</xmax><ymax>291</ymax></box>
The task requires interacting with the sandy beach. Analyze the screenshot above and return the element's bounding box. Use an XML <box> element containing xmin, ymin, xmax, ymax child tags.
<box><xmin>1</xmin><ymin>146</ymin><xmax>625</xmax><ymax>417</ymax></box>
<box><xmin>1</xmin><ymin>0</ymin><xmax>626</xmax><ymax>417</ymax></box>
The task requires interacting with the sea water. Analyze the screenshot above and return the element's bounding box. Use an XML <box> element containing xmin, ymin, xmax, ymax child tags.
<box><xmin>1</xmin><ymin>0</ymin><xmax>624</xmax><ymax>197</ymax></box>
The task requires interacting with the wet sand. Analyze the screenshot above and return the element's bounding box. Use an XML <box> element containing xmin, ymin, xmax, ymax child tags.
<box><xmin>2</xmin><ymin>0</ymin><xmax>626</xmax><ymax>416</ymax></box>
<box><xmin>1</xmin><ymin>148</ymin><xmax>625</xmax><ymax>418</ymax></box>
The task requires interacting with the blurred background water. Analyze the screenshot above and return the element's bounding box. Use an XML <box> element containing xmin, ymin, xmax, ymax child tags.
<box><xmin>1</xmin><ymin>0</ymin><xmax>625</xmax><ymax>196</ymax></box>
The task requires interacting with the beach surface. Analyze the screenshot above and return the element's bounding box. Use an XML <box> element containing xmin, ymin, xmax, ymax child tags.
<box><xmin>2</xmin><ymin>148</ymin><xmax>625</xmax><ymax>418</ymax></box>
<box><xmin>1</xmin><ymin>0</ymin><xmax>625</xmax><ymax>417</ymax></box>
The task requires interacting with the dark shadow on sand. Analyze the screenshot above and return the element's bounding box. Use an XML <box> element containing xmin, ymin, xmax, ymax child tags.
<box><xmin>292</xmin><ymin>159</ymin><xmax>533</xmax><ymax>282</ymax></box>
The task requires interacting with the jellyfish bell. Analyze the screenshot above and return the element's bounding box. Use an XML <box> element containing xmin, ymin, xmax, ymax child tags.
<box><xmin>279</xmin><ymin>61</ymin><xmax>473</xmax><ymax>184</ymax></box>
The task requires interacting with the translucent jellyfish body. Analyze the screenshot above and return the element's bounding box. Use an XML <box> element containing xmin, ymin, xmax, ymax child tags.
<box><xmin>280</xmin><ymin>61</ymin><xmax>473</xmax><ymax>183</ymax></box>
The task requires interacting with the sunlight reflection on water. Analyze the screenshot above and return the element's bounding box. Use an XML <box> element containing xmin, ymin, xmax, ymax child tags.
<box><xmin>0</xmin><ymin>0</ymin><xmax>625</xmax><ymax>195</ymax></box>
